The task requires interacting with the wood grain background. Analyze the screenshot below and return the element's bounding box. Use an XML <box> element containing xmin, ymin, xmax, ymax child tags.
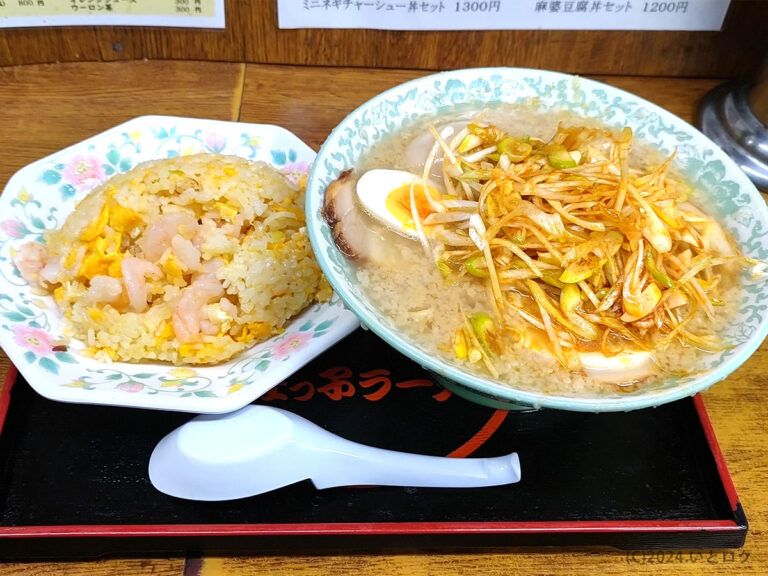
<box><xmin>0</xmin><ymin>0</ymin><xmax>765</xmax><ymax>77</ymax></box>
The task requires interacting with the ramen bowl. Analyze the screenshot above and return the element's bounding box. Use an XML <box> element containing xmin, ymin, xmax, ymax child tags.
<box><xmin>306</xmin><ymin>67</ymin><xmax>768</xmax><ymax>412</ymax></box>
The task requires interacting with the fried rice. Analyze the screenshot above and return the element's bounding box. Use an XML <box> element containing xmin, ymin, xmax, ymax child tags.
<box><xmin>14</xmin><ymin>153</ymin><xmax>331</xmax><ymax>364</ymax></box>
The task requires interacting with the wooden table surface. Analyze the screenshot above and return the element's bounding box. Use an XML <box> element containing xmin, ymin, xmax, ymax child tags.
<box><xmin>0</xmin><ymin>60</ymin><xmax>766</xmax><ymax>575</ymax></box>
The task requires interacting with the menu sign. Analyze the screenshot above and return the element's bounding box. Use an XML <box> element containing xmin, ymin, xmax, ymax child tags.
<box><xmin>0</xmin><ymin>0</ymin><xmax>224</xmax><ymax>28</ymax></box>
<box><xmin>278</xmin><ymin>0</ymin><xmax>731</xmax><ymax>31</ymax></box>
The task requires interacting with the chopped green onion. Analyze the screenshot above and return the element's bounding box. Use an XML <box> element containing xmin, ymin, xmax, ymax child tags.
<box><xmin>465</xmin><ymin>255</ymin><xmax>490</xmax><ymax>278</ymax></box>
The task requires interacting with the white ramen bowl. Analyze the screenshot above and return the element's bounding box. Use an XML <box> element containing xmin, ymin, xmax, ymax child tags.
<box><xmin>306</xmin><ymin>67</ymin><xmax>768</xmax><ymax>412</ymax></box>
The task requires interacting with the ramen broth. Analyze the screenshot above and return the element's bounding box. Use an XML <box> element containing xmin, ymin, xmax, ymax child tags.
<box><xmin>343</xmin><ymin>105</ymin><xmax>740</xmax><ymax>395</ymax></box>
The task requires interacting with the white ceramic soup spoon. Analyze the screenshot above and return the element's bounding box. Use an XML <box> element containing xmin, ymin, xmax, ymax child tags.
<box><xmin>148</xmin><ymin>404</ymin><xmax>521</xmax><ymax>501</ymax></box>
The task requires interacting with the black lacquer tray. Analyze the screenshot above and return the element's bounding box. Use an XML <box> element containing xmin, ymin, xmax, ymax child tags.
<box><xmin>0</xmin><ymin>328</ymin><xmax>747</xmax><ymax>560</ymax></box>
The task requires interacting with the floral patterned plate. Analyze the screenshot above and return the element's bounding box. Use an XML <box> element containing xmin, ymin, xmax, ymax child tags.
<box><xmin>0</xmin><ymin>116</ymin><xmax>359</xmax><ymax>413</ymax></box>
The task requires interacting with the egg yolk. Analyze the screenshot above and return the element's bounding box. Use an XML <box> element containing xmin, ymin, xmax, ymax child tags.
<box><xmin>384</xmin><ymin>183</ymin><xmax>439</xmax><ymax>230</ymax></box>
<box><xmin>76</xmin><ymin>198</ymin><xmax>144</xmax><ymax>281</ymax></box>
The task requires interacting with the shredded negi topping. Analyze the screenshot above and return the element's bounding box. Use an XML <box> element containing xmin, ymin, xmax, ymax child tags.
<box><xmin>402</xmin><ymin>120</ymin><xmax>764</xmax><ymax>376</ymax></box>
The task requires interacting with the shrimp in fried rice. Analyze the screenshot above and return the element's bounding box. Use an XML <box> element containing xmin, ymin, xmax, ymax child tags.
<box><xmin>16</xmin><ymin>153</ymin><xmax>331</xmax><ymax>365</ymax></box>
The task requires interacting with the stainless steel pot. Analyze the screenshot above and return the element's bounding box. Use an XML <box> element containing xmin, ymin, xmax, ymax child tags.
<box><xmin>699</xmin><ymin>57</ymin><xmax>768</xmax><ymax>192</ymax></box>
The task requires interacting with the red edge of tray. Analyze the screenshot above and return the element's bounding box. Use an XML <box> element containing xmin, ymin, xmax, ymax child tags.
<box><xmin>0</xmin><ymin>366</ymin><xmax>745</xmax><ymax>539</ymax></box>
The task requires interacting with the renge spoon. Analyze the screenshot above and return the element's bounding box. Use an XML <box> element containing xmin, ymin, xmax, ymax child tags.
<box><xmin>149</xmin><ymin>404</ymin><xmax>521</xmax><ymax>501</ymax></box>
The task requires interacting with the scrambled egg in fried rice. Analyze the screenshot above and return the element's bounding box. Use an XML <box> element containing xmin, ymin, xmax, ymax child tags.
<box><xmin>13</xmin><ymin>153</ymin><xmax>331</xmax><ymax>364</ymax></box>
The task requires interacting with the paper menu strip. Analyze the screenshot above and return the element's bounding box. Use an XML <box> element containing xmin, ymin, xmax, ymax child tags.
<box><xmin>278</xmin><ymin>0</ymin><xmax>731</xmax><ymax>32</ymax></box>
<box><xmin>0</xmin><ymin>0</ymin><xmax>224</xmax><ymax>29</ymax></box>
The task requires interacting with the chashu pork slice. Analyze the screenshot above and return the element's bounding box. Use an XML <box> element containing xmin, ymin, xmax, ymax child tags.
<box><xmin>322</xmin><ymin>169</ymin><xmax>377</xmax><ymax>261</ymax></box>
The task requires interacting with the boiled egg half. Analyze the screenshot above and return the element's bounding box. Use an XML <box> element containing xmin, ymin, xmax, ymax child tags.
<box><xmin>356</xmin><ymin>169</ymin><xmax>442</xmax><ymax>239</ymax></box>
<box><xmin>521</xmin><ymin>327</ymin><xmax>655</xmax><ymax>384</ymax></box>
<box><xmin>578</xmin><ymin>350</ymin><xmax>654</xmax><ymax>383</ymax></box>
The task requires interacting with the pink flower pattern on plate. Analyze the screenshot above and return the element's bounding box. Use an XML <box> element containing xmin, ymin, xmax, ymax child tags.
<box><xmin>281</xmin><ymin>161</ymin><xmax>310</xmax><ymax>185</ymax></box>
<box><xmin>272</xmin><ymin>331</ymin><xmax>313</xmax><ymax>359</ymax></box>
<box><xmin>205</xmin><ymin>133</ymin><xmax>226</xmax><ymax>153</ymax></box>
<box><xmin>0</xmin><ymin>219</ymin><xmax>26</xmax><ymax>238</ymax></box>
<box><xmin>62</xmin><ymin>154</ymin><xmax>105</xmax><ymax>192</ymax></box>
<box><xmin>118</xmin><ymin>382</ymin><xmax>145</xmax><ymax>393</ymax></box>
<box><xmin>13</xmin><ymin>326</ymin><xmax>53</xmax><ymax>355</ymax></box>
